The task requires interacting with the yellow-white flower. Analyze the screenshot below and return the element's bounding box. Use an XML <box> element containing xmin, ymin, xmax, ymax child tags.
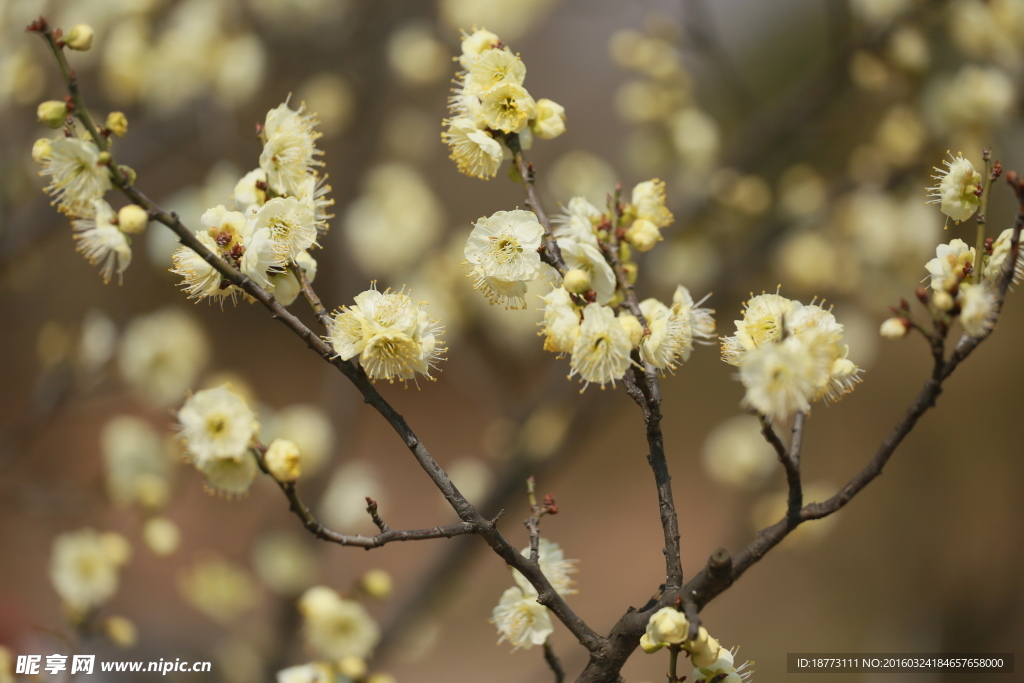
<box><xmin>531</xmin><ymin>98</ymin><xmax>566</xmax><ymax>139</ymax></box>
<box><xmin>925</xmin><ymin>238</ymin><xmax>976</xmax><ymax>291</ymax></box>
<box><xmin>691</xmin><ymin>647</ymin><xmax>755</xmax><ymax>683</ymax></box>
<box><xmin>241</xmin><ymin>223</ymin><xmax>288</xmax><ymax>289</ymax></box>
<box><xmin>466</xmin><ymin>48</ymin><xmax>526</xmax><ymax>94</ymax></box>
<box><xmin>491</xmin><ymin>586</ymin><xmax>553</xmax><ymax>650</ymax></box>
<box><xmin>512</xmin><ymin>538</ymin><xmax>578</xmax><ymax>596</ymax></box>
<box><xmin>926</xmin><ymin>152</ymin><xmax>982</xmax><ymax>224</ymax></box>
<box><xmin>540</xmin><ymin>286</ymin><xmax>582</xmax><ymax>353</ymax></box>
<box><xmin>101</xmin><ymin>415</ymin><xmax>172</xmax><ymax>509</ymax></box>
<box><xmin>251</xmin><ymin>196</ymin><xmax>318</xmax><ymax>260</ymax></box>
<box><xmin>480</xmin><ymin>83</ymin><xmax>536</xmax><ymax>134</ymax></box>
<box><xmin>38</xmin><ymin>137</ymin><xmax>112</xmax><ymax>217</ymax></box>
<box><xmin>958</xmin><ymin>282</ymin><xmax>998</xmax><ymax>337</ymax></box>
<box><xmin>171</xmin><ymin>231</ymin><xmax>231</xmax><ymax>301</ymax></box>
<box><xmin>643</xmin><ymin>607</ymin><xmax>689</xmax><ymax>652</ymax></box>
<box><xmin>119</xmin><ymin>308</ymin><xmax>209</xmax><ymax>406</ymax></box>
<box><xmin>465</xmin><ymin>209</ymin><xmax>544</xmax><ymax>283</ymax></box>
<box><xmin>196</xmin><ymin>451</ymin><xmax>259</xmax><ymax>498</ymax></box>
<box><xmin>298</xmin><ymin>174</ymin><xmax>335</xmax><ymax>226</ymax></box>
<box><xmin>50</xmin><ymin>528</ymin><xmax>125</xmax><ymax>613</ymax></box>
<box><xmin>458</xmin><ymin>28</ymin><xmax>501</xmax><ymax>69</ymax></box>
<box><xmin>624</xmin><ymin>218</ymin><xmax>662</xmax><ymax>252</ymax></box>
<box><xmin>720</xmin><ymin>292</ymin><xmax>798</xmax><ymax>365</ymax></box>
<box><xmin>327</xmin><ymin>286</ymin><xmax>445</xmax><ymax>383</ymax></box>
<box><xmin>268</xmin><ymin>250</ymin><xmax>317</xmax><ymax>306</ymax></box>
<box><xmin>557</xmin><ymin>238</ymin><xmax>617</xmax><ymax>304</ymax></box>
<box><xmin>73</xmin><ymin>199</ymin><xmax>131</xmax><ymax>283</ymax></box>
<box><xmin>984</xmin><ymin>228</ymin><xmax>1024</xmax><ymax>284</ymax></box>
<box><xmin>233</xmin><ymin>168</ymin><xmax>267</xmax><ymax>211</ymax></box>
<box><xmin>471</xmin><ymin>266</ymin><xmax>531</xmax><ymax>309</ymax></box>
<box><xmin>554</xmin><ymin>197</ymin><xmax>602</xmax><ymax>248</ymax></box>
<box><xmin>299</xmin><ymin>586</ymin><xmax>380</xmax><ymax>660</ymax></box>
<box><xmin>673</xmin><ymin>286</ymin><xmax>716</xmax><ymax>345</ymax></box>
<box><xmin>639</xmin><ymin>297</ymin><xmax>693</xmax><ymax>371</ymax></box>
<box><xmin>739</xmin><ymin>334</ymin><xmax>822</xmax><ymax>421</ymax></box>
<box><xmin>177</xmin><ymin>384</ymin><xmax>258</xmax><ymax>468</ymax></box>
<box><xmin>569</xmin><ymin>304</ymin><xmax>634</xmax><ymax>389</ymax></box>
<box><xmin>442</xmin><ymin>117</ymin><xmax>503</xmax><ymax>179</ymax></box>
<box><xmin>630</xmin><ymin>179</ymin><xmax>673</xmax><ymax>228</ymax></box>
<box><xmin>260</xmin><ymin>101</ymin><xmax>323</xmax><ymax>197</ymax></box>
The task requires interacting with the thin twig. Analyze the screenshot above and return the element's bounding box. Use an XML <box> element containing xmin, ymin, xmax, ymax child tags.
<box><xmin>543</xmin><ymin>639</ymin><xmax>566</xmax><ymax>683</ymax></box>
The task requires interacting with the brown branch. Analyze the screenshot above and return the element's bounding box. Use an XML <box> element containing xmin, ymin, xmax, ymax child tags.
<box><xmin>506</xmin><ymin>133</ymin><xmax>566</xmax><ymax>275</ymax></box>
<box><xmin>291</xmin><ymin>262</ymin><xmax>331</xmax><ymax>328</ymax></box>
<box><xmin>34</xmin><ymin>24</ymin><xmax>604</xmax><ymax>656</ymax></box>
<box><xmin>543</xmin><ymin>639</ymin><xmax>566</xmax><ymax>683</ymax></box>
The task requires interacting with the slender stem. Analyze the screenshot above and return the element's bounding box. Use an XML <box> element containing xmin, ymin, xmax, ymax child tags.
<box><xmin>975</xmin><ymin>151</ymin><xmax>994</xmax><ymax>284</ymax></box>
<box><xmin>667</xmin><ymin>644</ymin><xmax>680</xmax><ymax>683</ymax></box>
<box><xmin>544</xmin><ymin>639</ymin><xmax>566</xmax><ymax>683</ymax></box>
<box><xmin>506</xmin><ymin>133</ymin><xmax>566</xmax><ymax>275</ymax></box>
<box><xmin>291</xmin><ymin>262</ymin><xmax>330</xmax><ymax>328</ymax></box>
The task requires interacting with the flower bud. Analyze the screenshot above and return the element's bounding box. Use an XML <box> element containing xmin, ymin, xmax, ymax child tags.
<box><xmin>360</xmin><ymin>568</ymin><xmax>393</xmax><ymax>600</ymax></box>
<box><xmin>563</xmin><ymin>268</ymin><xmax>591</xmax><ymax>294</ymax></box>
<box><xmin>117</xmin><ymin>204</ymin><xmax>149</xmax><ymax>234</ymax></box>
<box><xmin>531</xmin><ymin>98</ymin><xmax>567</xmax><ymax>140</ymax></box>
<box><xmin>639</xmin><ymin>632</ymin><xmax>665</xmax><ymax>654</ymax></box>
<box><xmin>879</xmin><ymin>317</ymin><xmax>908</xmax><ymax>339</ymax></box>
<box><xmin>690</xmin><ymin>633</ymin><xmax>721</xmax><ymax>668</ymax></box>
<box><xmin>65</xmin><ymin>24</ymin><xmax>95</xmax><ymax>51</ymax></box>
<box><xmin>118</xmin><ymin>165</ymin><xmax>137</xmax><ymax>185</ymax></box>
<box><xmin>104</xmin><ymin>616</ymin><xmax>137</xmax><ymax>648</ymax></box>
<box><xmin>97</xmin><ymin>151</ymin><xmax>112</xmax><ymax>165</ymax></box>
<box><xmin>622</xmin><ymin>261</ymin><xmax>638</xmax><ymax>284</ymax></box>
<box><xmin>645</xmin><ymin>606</ymin><xmax>688</xmax><ymax>646</ymax></box>
<box><xmin>32</xmin><ymin>138</ymin><xmax>53</xmax><ymax>163</ymax></box>
<box><xmin>338</xmin><ymin>656</ymin><xmax>367</xmax><ymax>679</ymax></box>
<box><xmin>933</xmin><ymin>290</ymin><xmax>955</xmax><ymax>311</ymax></box>
<box><xmin>105</xmin><ymin>111</ymin><xmax>128</xmax><ymax>138</ymax></box>
<box><xmin>37</xmin><ymin>100</ymin><xmax>68</xmax><ymax>128</ymax></box>
<box><xmin>265</xmin><ymin>438</ymin><xmax>302</xmax><ymax>482</ymax></box>
<box><xmin>624</xmin><ymin>218</ymin><xmax>662</xmax><ymax>252</ymax></box>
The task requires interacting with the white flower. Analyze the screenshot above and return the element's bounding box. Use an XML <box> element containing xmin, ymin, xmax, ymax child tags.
<box><xmin>644</xmin><ymin>607</ymin><xmax>689</xmax><ymax>649</ymax></box>
<box><xmin>738</xmin><ymin>334</ymin><xmax>820</xmax><ymax>422</ymax></box>
<box><xmin>692</xmin><ymin>647</ymin><xmax>755</xmax><ymax>683</ymax></box>
<box><xmin>259</xmin><ymin>101</ymin><xmax>323</xmax><ymax>197</ymax></box>
<box><xmin>569</xmin><ymin>304</ymin><xmax>634</xmax><ymax>389</ymax></box>
<box><xmin>639</xmin><ymin>297</ymin><xmax>693</xmax><ymax>371</ymax></box>
<box><xmin>201</xmin><ymin>205</ymin><xmax>248</xmax><ymax>248</ymax></box>
<box><xmin>479</xmin><ymin>82</ymin><xmax>536</xmax><ymax>133</ymax></box>
<box><xmin>38</xmin><ymin>137</ymin><xmax>112</xmax><ymax>217</ymax></box>
<box><xmin>630</xmin><ymin>179</ymin><xmax>673</xmax><ymax>228</ymax></box>
<box><xmin>177</xmin><ymin>384</ymin><xmax>258</xmax><ymax>468</ymax></box>
<box><xmin>984</xmin><ymin>228</ymin><xmax>1023</xmax><ymax>284</ymax></box>
<box><xmin>73</xmin><ymin>199</ymin><xmax>131</xmax><ymax>283</ymax></box>
<box><xmin>171</xmin><ymin>231</ymin><xmax>232</xmax><ymax>301</ymax></box>
<box><xmin>925</xmin><ymin>238</ymin><xmax>976</xmax><ymax>291</ymax></box>
<box><xmin>470</xmin><ymin>266</ymin><xmax>531</xmax><ymax>309</ymax></box>
<box><xmin>958</xmin><ymin>282</ymin><xmax>998</xmax><ymax>337</ymax></box>
<box><xmin>531</xmin><ymin>98</ymin><xmax>566</xmax><ymax>139</ymax></box>
<box><xmin>540</xmin><ymin>286</ymin><xmax>581</xmax><ymax>354</ymax></box>
<box><xmin>880</xmin><ymin>317</ymin><xmax>909</xmax><ymax>338</ymax></box>
<box><xmin>101</xmin><ymin>415</ymin><xmax>172</xmax><ymax>509</ymax></box>
<box><xmin>442</xmin><ymin>117</ymin><xmax>504</xmax><ymax>179</ymax></box>
<box><xmin>251</xmin><ymin>196</ymin><xmax>318</xmax><ymax>259</ymax></box>
<box><xmin>720</xmin><ymin>292</ymin><xmax>799</xmax><ymax>365</ymax></box>
<box><xmin>268</xmin><ymin>250</ymin><xmax>317</xmax><ymax>306</ymax></box>
<box><xmin>458</xmin><ymin>28</ymin><xmax>501</xmax><ymax>69</ymax></box>
<box><xmin>299</xmin><ymin>586</ymin><xmax>380</xmax><ymax>660</ymax></box>
<box><xmin>926</xmin><ymin>152</ymin><xmax>982</xmax><ymax>224</ymax></box>
<box><xmin>673</xmin><ymin>285</ymin><xmax>716</xmax><ymax>344</ymax></box>
<box><xmin>196</xmin><ymin>451</ymin><xmax>259</xmax><ymax>498</ymax></box>
<box><xmin>241</xmin><ymin>226</ymin><xmax>287</xmax><ymax>289</ymax></box>
<box><xmin>50</xmin><ymin>528</ymin><xmax>123</xmax><ymax>613</ymax></box>
<box><xmin>625</xmin><ymin>218</ymin><xmax>662</xmax><ymax>252</ymax></box>
<box><xmin>465</xmin><ymin>209</ymin><xmax>544</xmax><ymax>283</ymax></box>
<box><xmin>512</xmin><ymin>538</ymin><xmax>578</xmax><ymax>596</ymax></box>
<box><xmin>327</xmin><ymin>286</ymin><xmax>445</xmax><ymax>383</ymax></box>
<box><xmin>557</xmin><ymin>238</ymin><xmax>617</xmax><ymax>304</ymax></box>
<box><xmin>466</xmin><ymin>48</ymin><xmax>526</xmax><ymax>94</ymax></box>
<box><xmin>491</xmin><ymin>586</ymin><xmax>553</xmax><ymax>650</ymax></box>
<box><xmin>233</xmin><ymin>168</ymin><xmax>267</xmax><ymax>210</ymax></box>
<box><xmin>553</xmin><ymin>197</ymin><xmax>602</xmax><ymax>248</ymax></box>
<box><xmin>119</xmin><ymin>308</ymin><xmax>209</xmax><ymax>406</ymax></box>
<box><xmin>298</xmin><ymin>174</ymin><xmax>335</xmax><ymax>226</ymax></box>
<box><xmin>702</xmin><ymin>415</ymin><xmax>777</xmax><ymax>490</ymax></box>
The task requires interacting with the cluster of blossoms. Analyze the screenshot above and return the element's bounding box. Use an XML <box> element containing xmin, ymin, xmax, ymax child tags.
<box><xmin>327</xmin><ymin>285</ymin><xmax>446</xmax><ymax>384</ymax></box>
<box><xmin>172</xmin><ymin>100</ymin><xmax>331</xmax><ymax>304</ymax></box>
<box><xmin>460</xmin><ymin>180</ymin><xmax>714</xmax><ymax>389</ymax></box>
<box><xmin>50</xmin><ymin>528</ymin><xmax>130</xmax><ymax>618</ymax></box>
<box><xmin>491</xmin><ymin>539</ymin><xmax>577</xmax><ymax>649</ymax></box>
<box><xmin>33</xmin><ymin>107</ymin><xmax>149</xmax><ymax>283</ymax></box>
<box><xmin>721</xmin><ymin>293</ymin><xmax>862</xmax><ymax>422</ymax></box>
<box><xmin>641</xmin><ymin>607</ymin><xmax>754</xmax><ymax>682</ymax></box>
<box><xmin>443</xmin><ymin>28</ymin><xmax>566</xmax><ymax>179</ymax></box>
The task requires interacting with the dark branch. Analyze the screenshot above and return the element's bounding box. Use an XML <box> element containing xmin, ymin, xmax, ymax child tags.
<box><xmin>544</xmin><ymin>639</ymin><xmax>566</xmax><ymax>683</ymax></box>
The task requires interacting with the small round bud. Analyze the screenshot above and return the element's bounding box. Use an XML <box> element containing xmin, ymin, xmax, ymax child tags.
<box><xmin>338</xmin><ymin>656</ymin><xmax>367</xmax><ymax>679</ymax></box>
<box><xmin>118</xmin><ymin>165</ymin><xmax>137</xmax><ymax>185</ymax></box>
<box><xmin>645</xmin><ymin>606</ymin><xmax>689</xmax><ymax>646</ymax></box>
<box><xmin>690</xmin><ymin>633</ymin><xmax>721</xmax><ymax>668</ymax></box>
<box><xmin>624</xmin><ymin>218</ymin><xmax>662</xmax><ymax>252</ymax></box>
<box><xmin>639</xmin><ymin>632</ymin><xmax>665</xmax><ymax>654</ymax></box>
<box><xmin>37</xmin><ymin>100</ymin><xmax>68</xmax><ymax>129</ymax></box>
<box><xmin>531</xmin><ymin>98</ymin><xmax>566</xmax><ymax>140</ymax></box>
<box><xmin>103</xmin><ymin>616</ymin><xmax>137</xmax><ymax>648</ymax></box>
<box><xmin>622</xmin><ymin>261</ymin><xmax>638</xmax><ymax>284</ymax></box>
<box><xmin>563</xmin><ymin>268</ymin><xmax>591</xmax><ymax>294</ymax></box>
<box><xmin>65</xmin><ymin>24</ymin><xmax>95</xmax><ymax>51</ymax></box>
<box><xmin>879</xmin><ymin>317</ymin><xmax>909</xmax><ymax>339</ymax></box>
<box><xmin>618</xmin><ymin>241</ymin><xmax>632</xmax><ymax>262</ymax></box>
<box><xmin>97</xmin><ymin>151</ymin><xmax>112</xmax><ymax>165</ymax></box>
<box><xmin>933</xmin><ymin>290</ymin><xmax>955</xmax><ymax>311</ymax></box>
<box><xmin>105</xmin><ymin>111</ymin><xmax>128</xmax><ymax>138</ymax></box>
<box><xmin>360</xmin><ymin>568</ymin><xmax>393</xmax><ymax>601</ymax></box>
<box><xmin>118</xmin><ymin>204</ymin><xmax>149</xmax><ymax>234</ymax></box>
<box><xmin>32</xmin><ymin>138</ymin><xmax>53</xmax><ymax>164</ymax></box>
<box><xmin>143</xmin><ymin>517</ymin><xmax>180</xmax><ymax>556</ymax></box>
<box><xmin>619</xmin><ymin>313</ymin><xmax>643</xmax><ymax>348</ymax></box>
<box><xmin>265</xmin><ymin>438</ymin><xmax>302</xmax><ymax>482</ymax></box>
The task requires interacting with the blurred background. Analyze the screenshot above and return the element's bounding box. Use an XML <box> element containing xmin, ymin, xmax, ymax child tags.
<box><xmin>1</xmin><ymin>0</ymin><xmax>1023</xmax><ymax>681</ymax></box>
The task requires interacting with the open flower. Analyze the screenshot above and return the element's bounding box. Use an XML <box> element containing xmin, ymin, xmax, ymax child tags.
<box><xmin>480</xmin><ymin>83</ymin><xmax>536</xmax><ymax>133</ymax></box>
<box><xmin>569</xmin><ymin>304</ymin><xmax>633</xmax><ymax>389</ymax></box>
<box><xmin>465</xmin><ymin>209</ymin><xmax>544</xmax><ymax>283</ymax></box>
<box><xmin>926</xmin><ymin>151</ymin><xmax>982</xmax><ymax>224</ymax></box>
<box><xmin>512</xmin><ymin>538</ymin><xmax>578</xmax><ymax>596</ymax></box>
<box><xmin>442</xmin><ymin>117</ymin><xmax>503</xmax><ymax>179</ymax></box>
<box><xmin>177</xmin><ymin>384</ymin><xmax>258</xmax><ymax>468</ymax></box>
<box><xmin>299</xmin><ymin>586</ymin><xmax>380</xmax><ymax>660</ymax></box>
<box><xmin>259</xmin><ymin>101</ymin><xmax>323</xmax><ymax>197</ymax></box>
<box><xmin>38</xmin><ymin>137</ymin><xmax>112</xmax><ymax>217</ymax></box>
<box><xmin>73</xmin><ymin>199</ymin><xmax>131</xmax><ymax>283</ymax></box>
<box><xmin>557</xmin><ymin>238</ymin><xmax>617</xmax><ymax>304</ymax></box>
<box><xmin>491</xmin><ymin>586</ymin><xmax>553</xmax><ymax>650</ymax></box>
